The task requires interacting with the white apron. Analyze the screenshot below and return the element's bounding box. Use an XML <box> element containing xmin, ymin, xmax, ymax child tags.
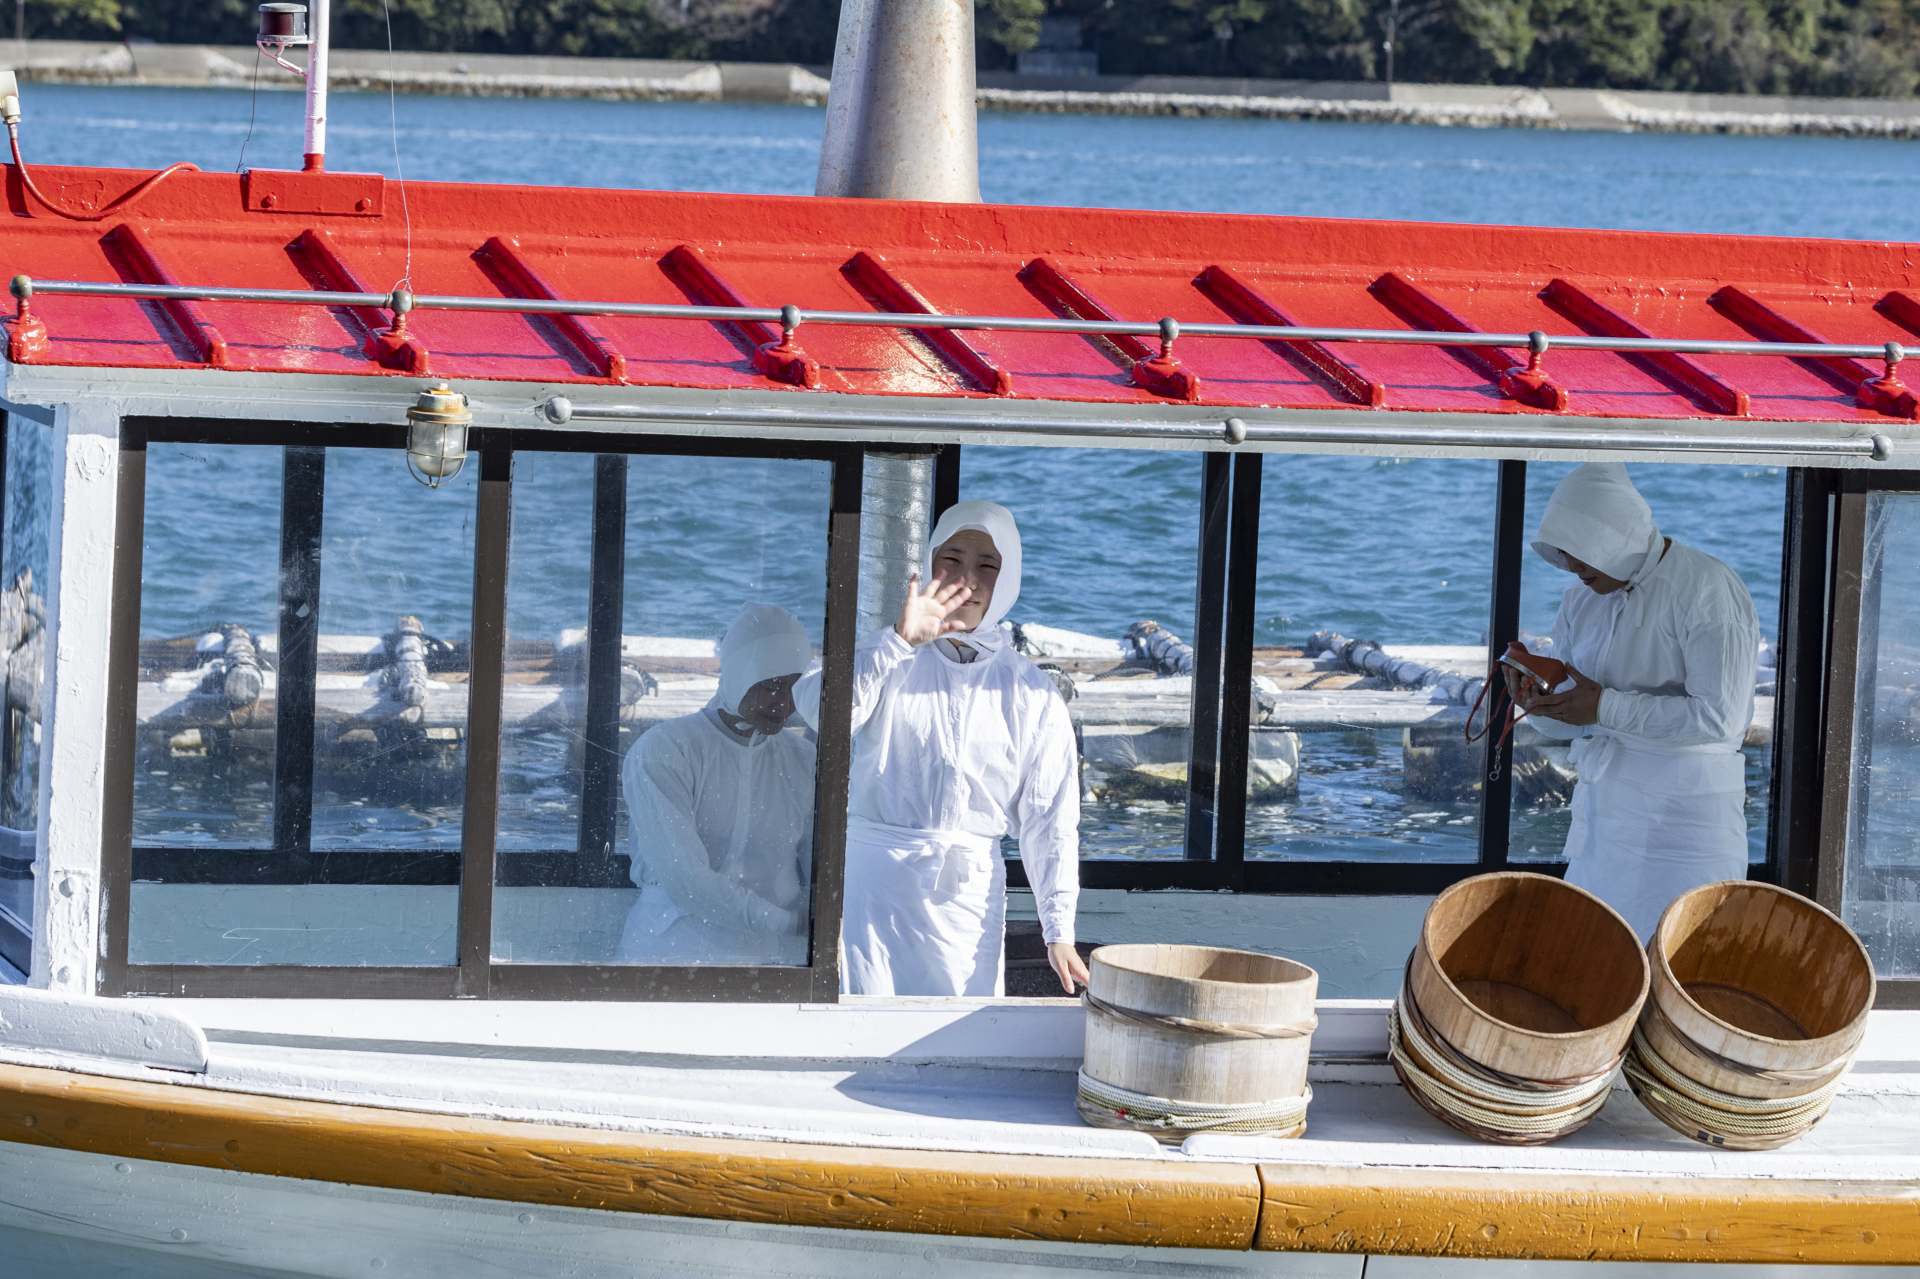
<box><xmin>1562</xmin><ymin>734</ymin><xmax>1747</xmax><ymax>941</ymax></box>
<box><xmin>840</xmin><ymin>817</ymin><xmax>1007</xmax><ymax>996</ymax></box>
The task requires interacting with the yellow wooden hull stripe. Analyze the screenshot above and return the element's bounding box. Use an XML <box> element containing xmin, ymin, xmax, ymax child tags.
<box><xmin>1258</xmin><ymin>1163</ymin><xmax>1920</xmax><ymax>1264</ymax></box>
<box><xmin>0</xmin><ymin>1062</ymin><xmax>1258</xmax><ymax>1248</ymax></box>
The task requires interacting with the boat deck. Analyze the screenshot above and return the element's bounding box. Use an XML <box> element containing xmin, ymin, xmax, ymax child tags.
<box><xmin>2</xmin><ymin>992</ymin><xmax>1916</xmax><ymax>1265</ymax></box>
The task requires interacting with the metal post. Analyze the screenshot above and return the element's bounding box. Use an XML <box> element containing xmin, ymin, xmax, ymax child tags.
<box><xmin>1214</xmin><ymin>454</ymin><xmax>1264</xmax><ymax>889</ymax></box>
<box><xmin>456</xmin><ymin>446</ymin><xmax>511</xmax><ymax>996</ymax></box>
<box><xmin>856</xmin><ymin>449</ymin><xmax>933</xmax><ymax>638</ymax></box>
<box><xmin>1183</xmin><ymin>453</ymin><xmax>1231</xmax><ymax>862</ymax></box>
<box><xmin>1478</xmin><ymin>459</ymin><xmax>1526</xmax><ymax>867</ymax></box>
<box><xmin>578</xmin><ymin>454</ymin><xmax>628</xmax><ymax>885</ymax></box>
<box><xmin>1770</xmin><ymin>468</ymin><xmax>1837</xmax><ymax>896</ymax></box>
<box><xmin>302</xmin><ymin>0</ymin><xmax>330</xmax><ymax>171</ymax></box>
<box><xmin>273</xmin><ymin>447</ymin><xmax>325</xmax><ymax>866</ymax></box>
<box><xmin>815</xmin><ymin>0</ymin><xmax>981</xmax><ymax>203</ymax></box>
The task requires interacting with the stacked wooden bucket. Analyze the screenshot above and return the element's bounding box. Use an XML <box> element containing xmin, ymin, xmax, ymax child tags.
<box><xmin>1625</xmin><ymin>881</ymin><xmax>1875</xmax><ymax>1149</ymax></box>
<box><xmin>1076</xmin><ymin>943</ymin><xmax>1318</xmax><ymax>1142</ymax></box>
<box><xmin>1391</xmin><ymin>873</ymin><xmax>1647</xmax><ymax>1143</ymax></box>
<box><xmin>1390</xmin><ymin>873</ymin><xmax>1875</xmax><ymax>1148</ymax></box>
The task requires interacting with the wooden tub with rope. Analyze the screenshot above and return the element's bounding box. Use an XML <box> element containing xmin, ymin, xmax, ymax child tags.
<box><xmin>1626</xmin><ymin>880</ymin><xmax>1875</xmax><ymax>1150</ymax></box>
<box><xmin>1391</xmin><ymin>872</ymin><xmax>1648</xmax><ymax>1144</ymax></box>
<box><xmin>1076</xmin><ymin>944</ymin><xmax>1318</xmax><ymax>1142</ymax></box>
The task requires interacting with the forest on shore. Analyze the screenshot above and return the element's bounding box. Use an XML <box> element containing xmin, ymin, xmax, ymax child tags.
<box><xmin>22</xmin><ymin>0</ymin><xmax>1920</xmax><ymax>98</ymax></box>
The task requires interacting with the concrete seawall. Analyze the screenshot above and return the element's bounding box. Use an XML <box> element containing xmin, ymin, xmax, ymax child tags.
<box><xmin>5</xmin><ymin>39</ymin><xmax>1917</xmax><ymax>139</ymax></box>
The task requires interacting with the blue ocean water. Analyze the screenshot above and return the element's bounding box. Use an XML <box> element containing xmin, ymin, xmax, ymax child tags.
<box><xmin>28</xmin><ymin>84</ymin><xmax>1916</xmax><ymax>862</ymax></box>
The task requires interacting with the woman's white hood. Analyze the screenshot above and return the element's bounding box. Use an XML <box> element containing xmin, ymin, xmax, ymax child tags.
<box><xmin>1533</xmin><ymin>463</ymin><xmax>1662</xmax><ymax>585</ymax></box>
<box><xmin>716</xmin><ymin>604</ymin><xmax>812</xmax><ymax>715</ymax></box>
<box><xmin>925</xmin><ymin>500</ymin><xmax>1022</xmax><ymax>647</ymax></box>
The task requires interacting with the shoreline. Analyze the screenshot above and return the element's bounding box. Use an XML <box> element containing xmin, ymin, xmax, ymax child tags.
<box><xmin>6</xmin><ymin>39</ymin><xmax>1919</xmax><ymax>139</ymax></box>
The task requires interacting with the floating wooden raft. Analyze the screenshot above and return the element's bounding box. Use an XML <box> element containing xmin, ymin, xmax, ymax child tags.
<box><xmin>133</xmin><ymin>619</ymin><xmax>1775</xmax><ymax>741</ymax></box>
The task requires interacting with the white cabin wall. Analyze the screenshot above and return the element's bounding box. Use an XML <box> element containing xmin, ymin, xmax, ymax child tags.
<box><xmin>1010</xmin><ymin>889</ymin><xmax>1432</xmax><ymax>998</ymax></box>
<box><xmin>29</xmin><ymin>401</ymin><xmax>121</xmax><ymax>993</ymax></box>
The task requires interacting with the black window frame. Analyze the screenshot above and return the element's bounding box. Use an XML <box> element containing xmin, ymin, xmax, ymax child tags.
<box><xmin>1814</xmin><ymin>468</ymin><xmax>1920</xmax><ymax>1010</ymax></box>
<box><xmin>999</xmin><ymin>451</ymin><xmax>1815</xmax><ymax>898</ymax></box>
<box><xmin>98</xmin><ymin>417</ymin><xmax>862</xmax><ymax>1000</ymax></box>
<box><xmin>86</xmin><ymin>418</ymin><xmax>1844</xmax><ymax>998</ymax></box>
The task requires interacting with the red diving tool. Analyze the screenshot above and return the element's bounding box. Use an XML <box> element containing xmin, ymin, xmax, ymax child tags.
<box><xmin>1465</xmin><ymin>642</ymin><xmax>1570</xmax><ymax>762</ymax></box>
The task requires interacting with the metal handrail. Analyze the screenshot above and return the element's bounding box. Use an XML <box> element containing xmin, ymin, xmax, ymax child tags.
<box><xmin>11</xmin><ymin>275</ymin><xmax>1910</xmax><ymax>366</ymax></box>
<box><xmin>545</xmin><ymin>398</ymin><xmax>1889</xmax><ymax>459</ymax></box>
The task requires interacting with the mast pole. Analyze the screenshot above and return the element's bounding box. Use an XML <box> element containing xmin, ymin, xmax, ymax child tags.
<box><xmin>302</xmin><ymin>0</ymin><xmax>330</xmax><ymax>171</ymax></box>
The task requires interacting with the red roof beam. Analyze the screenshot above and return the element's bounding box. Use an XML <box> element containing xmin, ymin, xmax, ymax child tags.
<box><xmin>1877</xmin><ymin>291</ymin><xmax>1920</xmax><ymax>338</ymax></box>
<box><xmin>1712</xmin><ymin>285</ymin><xmax>1916</xmax><ymax>421</ymax></box>
<box><xmin>475</xmin><ymin>237</ymin><xmax>628</xmax><ymax>383</ymax></box>
<box><xmin>1541</xmin><ymin>279</ymin><xmax>1749</xmax><ymax>417</ymax></box>
<box><xmin>1017</xmin><ymin>257</ymin><xmax>1199</xmax><ymax>402</ymax></box>
<box><xmin>1193</xmin><ymin>266</ymin><xmax>1385</xmax><ymax>407</ymax></box>
<box><xmin>1368</xmin><ymin>272</ymin><xmax>1566</xmax><ymax>411</ymax></box>
<box><xmin>99</xmin><ymin>225</ymin><xmax>228</xmax><ymax>368</ymax></box>
<box><xmin>657</xmin><ymin>245</ymin><xmax>818</xmax><ymax>389</ymax></box>
<box><xmin>287</xmin><ymin>229</ymin><xmax>429</xmax><ymax>376</ymax></box>
<box><xmin>841</xmin><ymin>251</ymin><xmax>1011</xmax><ymax>395</ymax></box>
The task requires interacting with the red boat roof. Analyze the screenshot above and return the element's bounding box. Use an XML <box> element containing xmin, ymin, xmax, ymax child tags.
<box><xmin>3</xmin><ymin>164</ymin><xmax>1918</xmax><ymax>423</ymax></box>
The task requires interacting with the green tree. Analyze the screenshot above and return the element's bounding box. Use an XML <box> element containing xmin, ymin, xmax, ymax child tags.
<box><xmin>23</xmin><ymin>0</ymin><xmax>124</xmax><ymax>38</ymax></box>
<box><xmin>976</xmin><ymin>0</ymin><xmax>1046</xmax><ymax>65</ymax></box>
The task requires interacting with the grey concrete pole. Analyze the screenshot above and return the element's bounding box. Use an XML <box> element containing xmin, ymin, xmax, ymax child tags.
<box><xmin>817</xmin><ymin>0</ymin><xmax>982</xmax><ymax>637</ymax></box>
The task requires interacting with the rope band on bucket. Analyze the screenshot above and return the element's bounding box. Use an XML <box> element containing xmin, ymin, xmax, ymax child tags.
<box><xmin>1080</xmin><ymin>989</ymin><xmax>1318</xmax><ymax>1041</ymax></box>
<box><xmin>1075</xmin><ymin>1069</ymin><xmax>1312</xmax><ymax>1136</ymax></box>
<box><xmin>1624</xmin><ymin>1021</ymin><xmax>1846</xmax><ymax>1147</ymax></box>
<box><xmin>1388</xmin><ymin>983</ymin><xmax>1619</xmax><ymax>1143</ymax></box>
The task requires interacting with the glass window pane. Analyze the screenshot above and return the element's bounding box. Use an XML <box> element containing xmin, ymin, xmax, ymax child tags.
<box><xmin>1843</xmin><ymin>491</ymin><xmax>1920</xmax><ymax>978</ymax></box>
<box><xmin>129</xmin><ymin>444</ymin><xmax>469</xmax><ymax>967</ymax></box>
<box><xmin>1509</xmin><ymin>463</ymin><xmax>1780</xmax><ymax>869</ymax></box>
<box><xmin>493</xmin><ymin>452</ymin><xmax>831</xmax><ymax>967</ymax></box>
<box><xmin>1247</xmin><ymin>456</ymin><xmax>1496</xmax><ymax>863</ymax></box>
<box><xmin>0</xmin><ymin>414</ymin><xmax>52</xmax><ymax>954</ymax></box>
<box><xmin>964</xmin><ymin>447</ymin><xmax>1204</xmax><ymax>861</ymax></box>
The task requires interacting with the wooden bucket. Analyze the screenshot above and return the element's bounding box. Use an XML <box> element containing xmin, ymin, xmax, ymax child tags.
<box><xmin>1398</xmin><ymin>872</ymin><xmax>1648</xmax><ymax>1143</ymax></box>
<box><xmin>1077</xmin><ymin>943</ymin><xmax>1318</xmax><ymax>1142</ymax></box>
<box><xmin>1630</xmin><ymin>881</ymin><xmax>1874</xmax><ymax>1150</ymax></box>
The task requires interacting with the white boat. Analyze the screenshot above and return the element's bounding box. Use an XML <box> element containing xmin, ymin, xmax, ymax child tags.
<box><xmin>0</xmin><ymin>1</ymin><xmax>1917</xmax><ymax>1275</ymax></box>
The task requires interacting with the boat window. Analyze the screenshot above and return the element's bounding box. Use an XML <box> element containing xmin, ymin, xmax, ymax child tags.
<box><xmin>1507</xmin><ymin>463</ymin><xmax>1784</xmax><ymax>872</ymax></box>
<box><xmin>0</xmin><ymin>413</ymin><xmax>50</xmax><ymax>974</ymax></box>
<box><xmin>102</xmin><ymin>421</ymin><xmax>858</xmax><ymax>999</ymax></box>
<box><xmin>127</xmin><ymin>443</ymin><xmax>469</xmax><ymax>968</ymax></box>
<box><xmin>491</xmin><ymin>451</ymin><xmax>832</xmax><ymax>969</ymax></box>
<box><xmin>1242</xmin><ymin>456</ymin><xmax>1497</xmax><ymax>867</ymax></box>
<box><xmin>1836</xmin><ymin>488</ymin><xmax>1920</xmax><ymax>983</ymax></box>
<box><xmin>961</xmin><ymin>446</ymin><xmax>1207</xmax><ymax>864</ymax></box>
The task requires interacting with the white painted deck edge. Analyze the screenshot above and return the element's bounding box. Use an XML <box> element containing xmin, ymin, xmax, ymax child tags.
<box><xmin>0</xmin><ymin>985</ymin><xmax>207</xmax><ymax>1072</ymax></box>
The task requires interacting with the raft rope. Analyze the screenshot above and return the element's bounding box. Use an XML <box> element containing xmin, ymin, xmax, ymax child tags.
<box><xmin>1387</xmin><ymin>983</ymin><xmax>1619</xmax><ymax>1143</ymax></box>
<box><xmin>1623</xmin><ymin>1017</ymin><xmax>1847</xmax><ymax>1147</ymax></box>
<box><xmin>1075</xmin><ymin>1069</ymin><xmax>1312</xmax><ymax>1137</ymax></box>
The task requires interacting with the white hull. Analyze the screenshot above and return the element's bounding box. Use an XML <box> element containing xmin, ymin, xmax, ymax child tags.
<box><xmin>0</xmin><ymin>1140</ymin><xmax>1907</xmax><ymax>1279</ymax></box>
<box><xmin>0</xmin><ymin>1140</ymin><xmax>1342</xmax><ymax>1279</ymax></box>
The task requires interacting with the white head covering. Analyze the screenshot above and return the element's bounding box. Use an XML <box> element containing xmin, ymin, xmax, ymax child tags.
<box><xmin>925</xmin><ymin>500</ymin><xmax>1022</xmax><ymax>652</ymax></box>
<box><xmin>716</xmin><ymin>604</ymin><xmax>811</xmax><ymax>715</ymax></box>
<box><xmin>1532</xmin><ymin>463</ymin><xmax>1663</xmax><ymax>585</ymax></box>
